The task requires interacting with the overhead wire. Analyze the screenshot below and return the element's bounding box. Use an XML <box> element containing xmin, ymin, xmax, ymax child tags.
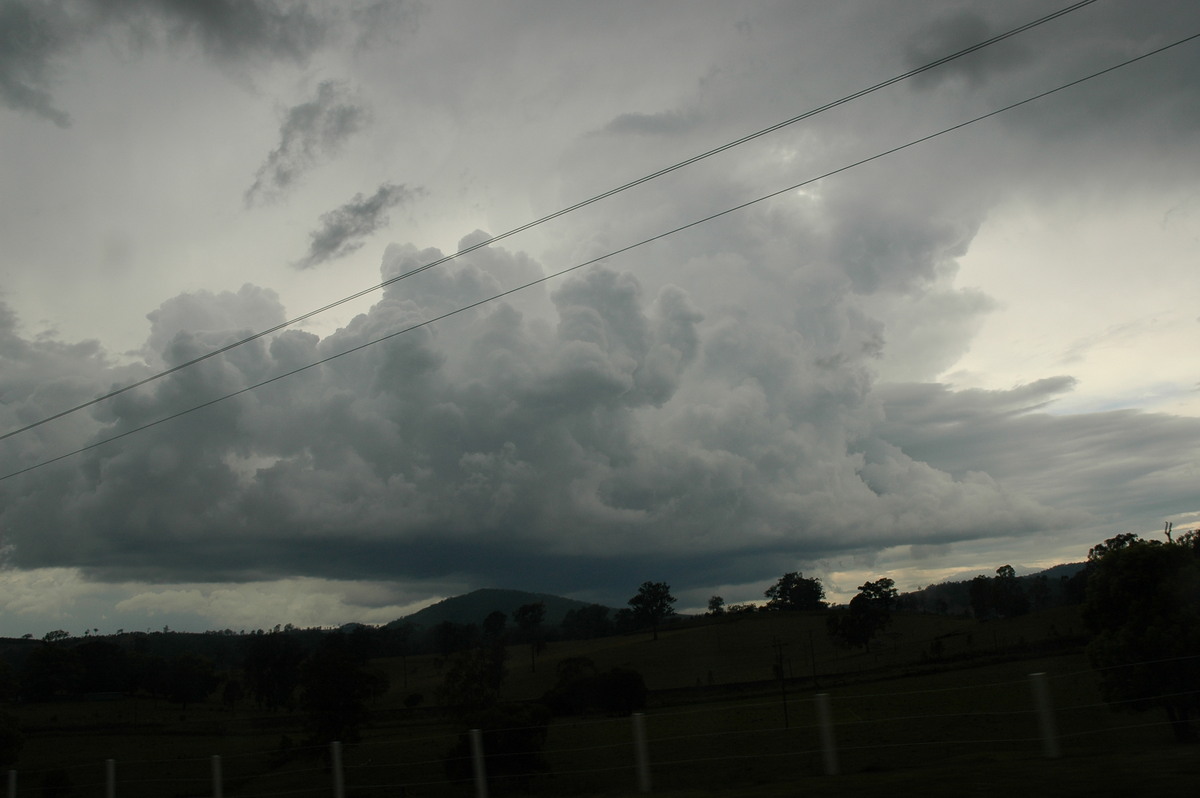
<box><xmin>2</xmin><ymin>27</ymin><xmax>1196</xmax><ymax>483</ymax></box>
<box><xmin>0</xmin><ymin>0</ymin><xmax>1103</xmax><ymax>444</ymax></box>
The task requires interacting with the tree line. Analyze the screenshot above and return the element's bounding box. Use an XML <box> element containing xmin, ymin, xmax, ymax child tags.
<box><xmin>3</xmin><ymin>523</ymin><xmax>1195</xmax><ymax>773</ymax></box>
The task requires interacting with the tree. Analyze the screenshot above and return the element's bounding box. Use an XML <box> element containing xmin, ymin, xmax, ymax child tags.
<box><xmin>431</xmin><ymin>620</ymin><xmax>480</xmax><ymax>657</ymax></box>
<box><xmin>21</xmin><ymin>643</ymin><xmax>82</xmax><ymax>701</ymax></box>
<box><xmin>561</xmin><ymin>604</ymin><xmax>613</xmax><ymax>640</ymax></box>
<box><xmin>764</xmin><ymin>572</ymin><xmax>826</xmax><ymax>611</ymax></box>
<box><xmin>968</xmin><ymin>574</ymin><xmax>993</xmax><ymax>619</ymax></box>
<box><xmin>482</xmin><ymin>610</ymin><xmax>508</xmax><ymax>644</ymax></box>
<box><xmin>992</xmin><ymin>565</ymin><xmax>1030</xmax><ymax>618</ymax></box>
<box><xmin>628</xmin><ymin>581</ymin><xmax>676</xmax><ymax>641</ymax></box>
<box><xmin>1083</xmin><ymin>531</ymin><xmax>1200</xmax><ymax>742</ymax></box>
<box><xmin>513</xmin><ymin>602</ymin><xmax>546</xmax><ymax>671</ymax></box>
<box><xmin>827</xmin><ymin>577</ymin><xmax>897</xmax><ymax>651</ymax></box>
<box><xmin>436</xmin><ymin>644</ymin><xmax>508</xmax><ymax>716</ymax></box>
<box><xmin>163</xmin><ymin>654</ymin><xmax>219</xmax><ymax>712</ymax></box>
<box><xmin>241</xmin><ymin>632</ymin><xmax>305</xmax><ymax>711</ymax></box>
<box><xmin>707</xmin><ymin>595</ymin><xmax>726</xmax><ymax>615</ymax></box>
<box><xmin>299</xmin><ymin>634</ymin><xmax>388</xmax><ymax>745</ymax></box>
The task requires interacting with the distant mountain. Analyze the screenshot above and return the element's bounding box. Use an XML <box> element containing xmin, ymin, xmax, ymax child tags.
<box><xmin>1031</xmin><ymin>562</ymin><xmax>1086</xmax><ymax>581</ymax></box>
<box><xmin>388</xmin><ymin>588</ymin><xmax>614</xmax><ymax>629</ymax></box>
<box><xmin>897</xmin><ymin>562</ymin><xmax>1087</xmax><ymax>616</ymax></box>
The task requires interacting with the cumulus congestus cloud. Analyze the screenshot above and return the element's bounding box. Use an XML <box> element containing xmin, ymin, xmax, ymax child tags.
<box><xmin>0</xmin><ymin>228</ymin><xmax>1102</xmax><ymax>595</ymax></box>
<box><xmin>294</xmin><ymin>183</ymin><xmax>420</xmax><ymax>269</ymax></box>
<box><xmin>245</xmin><ymin>81</ymin><xmax>371</xmax><ymax>206</ymax></box>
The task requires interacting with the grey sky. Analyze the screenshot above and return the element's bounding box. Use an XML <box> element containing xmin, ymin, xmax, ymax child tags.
<box><xmin>1</xmin><ymin>0</ymin><xmax>1198</xmax><ymax>636</ymax></box>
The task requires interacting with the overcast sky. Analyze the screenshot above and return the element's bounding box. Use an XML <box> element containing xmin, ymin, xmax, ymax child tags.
<box><xmin>1</xmin><ymin>0</ymin><xmax>1198</xmax><ymax>637</ymax></box>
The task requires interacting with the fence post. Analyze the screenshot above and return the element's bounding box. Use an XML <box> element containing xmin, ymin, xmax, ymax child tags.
<box><xmin>632</xmin><ymin>712</ymin><xmax>651</xmax><ymax>793</ymax></box>
<box><xmin>330</xmin><ymin>742</ymin><xmax>344</xmax><ymax>798</ymax></box>
<box><xmin>211</xmin><ymin>755</ymin><xmax>222</xmax><ymax>798</ymax></box>
<box><xmin>7</xmin><ymin>769</ymin><xmax>14</xmax><ymax>798</ymax></box>
<box><xmin>106</xmin><ymin>759</ymin><xmax>115</xmax><ymax>798</ymax></box>
<box><xmin>470</xmin><ymin>728</ymin><xmax>488</xmax><ymax>798</ymax></box>
<box><xmin>1029</xmin><ymin>672</ymin><xmax>1061</xmax><ymax>758</ymax></box>
<box><xmin>815</xmin><ymin>693</ymin><xmax>838</xmax><ymax>776</ymax></box>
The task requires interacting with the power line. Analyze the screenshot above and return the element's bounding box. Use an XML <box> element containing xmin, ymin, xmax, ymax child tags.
<box><xmin>3</xmin><ymin>27</ymin><xmax>1195</xmax><ymax>484</ymax></box>
<box><xmin>0</xmin><ymin>0</ymin><xmax>1103</xmax><ymax>444</ymax></box>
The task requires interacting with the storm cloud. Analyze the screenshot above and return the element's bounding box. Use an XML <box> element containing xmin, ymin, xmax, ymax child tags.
<box><xmin>294</xmin><ymin>183</ymin><xmax>420</xmax><ymax>269</ymax></box>
<box><xmin>2</xmin><ymin>1</ymin><xmax>1198</xmax><ymax>634</ymax></box>
<box><xmin>0</xmin><ymin>222</ymin><xmax>1115</xmax><ymax>596</ymax></box>
<box><xmin>0</xmin><ymin>0</ymin><xmax>404</xmax><ymax>127</ymax></box>
<box><xmin>246</xmin><ymin>82</ymin><xmax>372</xmax><ymax>206</ymax></box>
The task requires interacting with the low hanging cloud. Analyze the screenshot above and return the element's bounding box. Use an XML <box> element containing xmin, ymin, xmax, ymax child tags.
<box><xmin>293</xmin><ymin>183</ymin><xmax>420</xmax><ymax>269</ymax></box>
<box><xmin>245</xmin><ymin>81</ymin><xmax>371</xmax><ymax>206</ymax></box>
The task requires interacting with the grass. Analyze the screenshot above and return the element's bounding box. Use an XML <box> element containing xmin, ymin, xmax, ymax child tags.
<box><xmin>6</xmin><ymin>606</ymin><xmax>1196</xmax><ymax>796</ymax></box>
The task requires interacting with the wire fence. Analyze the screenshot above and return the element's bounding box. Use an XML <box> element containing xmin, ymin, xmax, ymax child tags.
<box><xmin>7</xmin><ymin>656</ymin><xmax>1197</xmax><ymax>797</ymax></box>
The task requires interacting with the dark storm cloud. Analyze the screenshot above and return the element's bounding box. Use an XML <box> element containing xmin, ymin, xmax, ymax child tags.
<box><xmin>245</xmin><ymin>81</ymin><xmax>371</xmax><ymax>206</ymax></box>
<box><xmin>0</xmin><ymin>1</ymin><xmax>77</xmax><ymax>127</ymax></box>
<box><xmin>293</xmin><ymin>183</ymin><xmax>418</xmax><ymax>269</ymax></box>
<box><xmin>0</xmin><ymin>227</ymin><xmax>1081</xmax><ymax>595</ymax></box>
<box><xmin>0</xmin><ymin>0</ymin><xmax>409</xmax><ymax>126</ymax></box>
<box><xmin>5</xmin><ymin>0</ymin><xmax>1200</xmax><ymax>611</ymax></box>
<box><xmin>904</xmin><ymin>8</ymin><xmax>1030</xmax><ymax>90</ymax></box>
<box><xmin>124</xmin><ymin>0</ymin><xmax>327</xmax><ymax>64</ymax></box>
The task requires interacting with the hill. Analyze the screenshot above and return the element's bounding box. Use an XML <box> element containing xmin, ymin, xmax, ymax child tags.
<box><xmin>389</xmin><ymin>588</ymin><xmax>614</xmax><ymax>629</ymax></box>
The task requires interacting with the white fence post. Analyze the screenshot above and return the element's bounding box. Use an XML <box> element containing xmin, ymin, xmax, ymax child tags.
<box><xmin>330</xmin><ymin>742</ymin><xmax>344</xmax><ymax>798</ymax></box>
<box><xmin>632</xmin><ymin>712</ymin><xmax>651</xmax><ymax>793</ymax></box>
<box><xmin>470</xmin><ymin>728</ymin><xmax>488</xmax><ymax>798</ymax></box>
<box><xmin>815</xmin><ymin>693</ymin><xmax>838</xmax><ymax>776</ymax></box>
<box><xmin>7</xmin><ymin>768</ymin><xmax>15</xmax><ymax>798</ymax></box>
<box><xmin>105</xmin><ymin>759</ymin><xmax>115</xmax><ymax>798</ymax></box>
<box><xmin>1029</xmin><ymin>672</ymin><xmax>1061</xmax><ymax>758</ymax></box>
<box><xmin>211</xmin><ymin>755</ymin><xmax>222</xmax><ymax>798</ymax></box>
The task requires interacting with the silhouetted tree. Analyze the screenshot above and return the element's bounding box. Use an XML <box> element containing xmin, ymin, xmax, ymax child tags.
<box><xmin>629</xmin><ymin>581</ymin><xmax>676</xmax><ymax>641</ymax></box>
<box><xmin>764</xmin><ymin>572</ymin><xmax>826</xmax><ymax>611</ymax></box>
<box><xmin>613</xmin><ymin>608</ymin><xmax>637</xmax><ymax>634</ymax></box>
<box><xmin>707</xmin><ymin>595</ymin><xmax>726</xmax><ymax>615</ymax></box>
<box><xmin>299</xmin><ymin>634</ymin><xmax>388</xmax><ymax>745</ymax></box>
<box><xmin>542</xmin><ymin>657</ymin><xmax>646</xmax><ymax>717</ymax></box>
<box><xmin>482</xmin><ymin>610</ymin><xmax>508</xmax><ymax>643</ymax></box>
<box><xmin>561</xmin><ymin>604</ymin><xmax>613</xmax><ymax>640</ymax></box>
<box><xmin>1029</xmin><ymin>574</ymin><xmax>1051</xmax><ymax>611</ymax></box>
<box><xmin>827</xmin><ymin>577</ymin><xmax>897</xmax><ymax>651</ymax></box>
<box><xmin>514</xmin><ymin>602</ymin><xmax>546</xmax><ymax>671</ymax></box>
<box><xmin>431</xmin><ymin>621</ymin><xmax>480</xmax><ymax>657</ymax></box>
<box><xmin>21</xmin><ymin>643</ymin><xmax>82</xmax><ymax>700</ymax></box>
<box><xmin>992</xmin><ymin>565</ymin><xmax>1030</xmax><ymax>617</ymax></box>
<box><xmin>76</xmin><ymin>641</ymin><xmax>129</xmax><ymax>694</ymax></box>
<box><xmin>1084</xmin><ymin>530</ymin><xmax>1200</xmax><ymax>742</ymax></box>
<box><xmin>164</xmin><ymin>654</ymin><xmax>219</xmax><ymax>712</ymax></box>
<box><xmin>437</xmin><ymin>644</ymin><xmax>508</xmax><ymax>715</ymax></box>
<box><xmin>968</xmin><ymin>574</ymin><xmax>994</xmax><ymax>619</ymax></box>
<box><xmin>242</xmin><ymin>632</ymin><xmax>305</xmax><ymax>711</ymax></box>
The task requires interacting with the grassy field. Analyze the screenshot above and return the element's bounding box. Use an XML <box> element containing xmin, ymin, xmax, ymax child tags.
<box><xmin>7</xmin><ymin>606</ymin><xmax>1197</xmax><ymax>797</ymax></box>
